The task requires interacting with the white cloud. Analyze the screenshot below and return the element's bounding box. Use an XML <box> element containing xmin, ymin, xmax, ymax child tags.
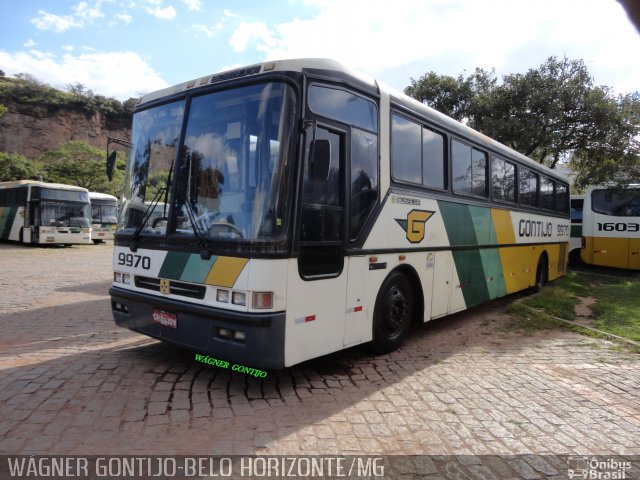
<box><xmin>181</xmin><ymin>0</ymin><xmax>202</xmax><ymax>11</ymax></box>
<box><xmin>0</xmin><ymin>50</ymin><xmax>168</xmax><ymax>100</ymax></box>
<box><xmin>146</xmin><ymin>5</ymin><xmax>177</xmax><ymax>20</ymax></box>
<box><xmin>191</xmin><ymin>9</ymin><xmax>236</xmax><ymax>38</ymax></box>
<box><xmin>229</xmin><ymin>22</ymin><xmax>275</xmax><ymax>53</ymax></box>
<box><xmin>192</xmin><ymin>23</ymin><xmax>223</xmax><ymax>38</ymax></box>
<box><xmin>62</xmin><ymin>45</ymin><xmax>75</xmax><ymax>52</ymax></box>
<box><xmin>31</xmin><ymin>10</ymin><xmax>81</xmax><ymax>32</ymax></box>
<box><xmin>74</xmin><ymin>1</ymin><xmax>105</xmax><ymax>20</ymax></box>
<box><xmin>227</xmin><ymin>0</ymin><xmax>640</xmax><ymax>94</ymax></box>
<box><xmin>23</xmin><ymin>39</ymin><xmax>37</xmax><ymax>48</ymax></box>
<box><xmin>114</xmin><ymin>12</ymin><xmax>133</xmax><ymax>24</ymax></box>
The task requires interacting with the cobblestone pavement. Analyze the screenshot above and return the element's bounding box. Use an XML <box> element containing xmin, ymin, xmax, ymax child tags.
<box><xmin>0</xmin><ymin>243</ymin><xmax>639</xmax><ymax>464</ymax></box>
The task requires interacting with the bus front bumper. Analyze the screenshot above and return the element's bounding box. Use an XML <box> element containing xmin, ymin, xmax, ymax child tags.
<box><xmin>109</xmin><ymin>286</ymin><xmax>286</xmax><ymax>369</ymax></box>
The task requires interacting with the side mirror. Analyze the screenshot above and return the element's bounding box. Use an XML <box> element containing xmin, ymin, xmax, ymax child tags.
<box><xmin>309</xmin><ymin>139</ymin><xmax>331</xmax><ymax>182</ymax></box>
<box><xmin>106</xmin><ymin>151</ymin><xmax>117</xmax><ymax>182</ymax></box>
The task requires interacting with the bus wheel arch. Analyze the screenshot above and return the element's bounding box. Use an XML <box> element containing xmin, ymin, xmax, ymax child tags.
<box><xmin>534</xmin><ymin>251</ymin><xmax>549</xmax><ymax>292</ymax></box>
<box><xmin>370</xmin><ymin>266</ymin><xmax>422</xmax><ymax>354</ymax></box>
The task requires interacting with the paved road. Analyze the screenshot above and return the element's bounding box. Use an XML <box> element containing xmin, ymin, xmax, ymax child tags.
<box><xmin>0</xmin><ymin>243</ymin><xmax>638</xmax><ymax>467</ymax></box>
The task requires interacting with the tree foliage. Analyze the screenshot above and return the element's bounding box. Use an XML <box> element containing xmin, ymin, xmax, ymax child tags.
<box><xmin>0</xmin><ymin>152</ymin><xmax>42</xmax><ymax>181</ymax></box>
<box><xmin>405</xmin><ymin>56</ymin><xmax>640</xmax><ymax>187</ymax></box>
<box><xmin>38</xmin><ymin>140</ymin><xmax>126</xmax><ymax>197</ymax></box>
<box><xmin>0</xmin><ymin>74</ymin><xmax>135</xmax><ymax>129</ymax></box>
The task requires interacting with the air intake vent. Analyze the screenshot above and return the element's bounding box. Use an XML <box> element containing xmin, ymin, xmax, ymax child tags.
<box><xmin>135</xmin><ymin>276</ymin><xmax>206</xmax><ymax>299</ymax></box>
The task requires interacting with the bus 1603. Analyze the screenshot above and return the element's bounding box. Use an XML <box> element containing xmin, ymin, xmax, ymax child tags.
<box><xmin>0</xmin><ymin>180</ymin><xmax>92</xmax><ymax>245</ymax></box>
<box><xmin>572</xmin><ymin>185</ymin><xmax>640</xmax><ymax>269</ymax></box>
<box><xmin>108</xmin><ymin>59</ymin><xmax>570</xmax><ymax>369</ymax></box>
<box><xmin>89</xmin><ymin>192</ymin><xmax>118</xmax><ymax>243</ymax></box>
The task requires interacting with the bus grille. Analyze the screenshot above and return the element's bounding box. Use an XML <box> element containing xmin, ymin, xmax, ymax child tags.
<box><xmin>134</xmin><ymin>276</ymin><xmax>206</xmax><ymax>299</ymax></box>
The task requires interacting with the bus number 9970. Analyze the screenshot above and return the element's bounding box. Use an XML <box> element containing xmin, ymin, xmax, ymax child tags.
<box><xmin>117</xmin><ymin>252</ymin><xmax>151</xmax><ymax>270</ymax></box>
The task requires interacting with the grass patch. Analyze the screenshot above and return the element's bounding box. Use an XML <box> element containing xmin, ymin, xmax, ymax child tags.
<box><xmin>591</xmin><ymin>279</ymin><xmax>640</xmax><ymax>343</ymax></box>
<box><xmin>505</xmin><ymin>303</ymin><xmax>567</xmax><ymax>334</ymax></box>
<box><xmin>510</xmin><ymin>269</ymin><xmax>640</xmax><ymax>346</ymax></box>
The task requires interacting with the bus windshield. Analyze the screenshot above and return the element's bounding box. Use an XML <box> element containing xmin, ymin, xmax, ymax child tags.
<box><xmin>119</xmin><ymin>82</ymin><xmax>297</xmax><ymax>244</ymax></box>
<box><xmin>92</xmin><ymin>203</ymin><xmax>118</xmax><ymax>223</ymax></box>
<box><xmin>41</xmin><ymin>202</ymin><xmax>91</xmax><ymax>228</ymax></box>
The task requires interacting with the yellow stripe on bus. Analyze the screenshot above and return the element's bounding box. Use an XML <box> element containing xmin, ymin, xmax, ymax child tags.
<box><xmin>205</xmin><ymin>257</ymin><xmax>249</xmax><ymax>287</ymax></box>
<box><xmin>489</xmin><ymin>209</ymin><xmax>519</xmax><ymax>293</ymax></box>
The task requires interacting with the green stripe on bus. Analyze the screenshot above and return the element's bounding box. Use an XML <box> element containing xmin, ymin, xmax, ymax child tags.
<box><xmin>180</xmin><ymin>254</ymin><xmax>217</xmax><ymax>283</ymax></box>
<box><xmin>469</xmin><ymin>205</ymin><xmax>494</xmax><ymax>245</ymax></box>
<box><xmin>439</xmin><ymin>201</ymin><xmax>507</xmax><ymax>306</ymax></box>
<box><xmin>158</xmin><ymin>251</ymin><xmax>192</xmax><ymax>280</ymax></box>
<box><xmin>0</xmin><ymin>207</ymin><xmax>17</xmax><ymax>240</ymax></box>
<box><xmin>438</xmin><ymin>201</ymin><xmax>479</xmax><ymax>246</ymax></box>
<box><xmin>452</xmin><ymin>250</ymin><xmax>491</xmax><ymax>307</ymax></box>
<box><xmin>479</xmin><ymin>248</ymin><xmax>507</xmax><ymax>299</ymax></box>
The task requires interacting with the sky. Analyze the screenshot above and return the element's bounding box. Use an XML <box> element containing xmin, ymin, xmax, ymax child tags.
<box><xmin>0</xmin><ymin>0</ymin><xmax>638</xmax><ymax>101</ymax></box>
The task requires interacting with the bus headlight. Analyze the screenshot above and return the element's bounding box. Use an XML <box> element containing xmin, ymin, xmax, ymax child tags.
<box><xmin>122</xmin><ymin>274</ymin><xmax>131</xmax><ymax>285</ymax></box>
<box><xmin>114</xmin><ymin>272</ymin><xmax>122</xmax><ymax>283</ymax></box>
<box><xmin>232</xmin><ymin>292</ymin><xmax>247</xmax><ymax>306</ymax></box>
<box><xmin>216</xmin><ymin>289</ymin><xmax>230</xmax><ymax>303</ymax></box>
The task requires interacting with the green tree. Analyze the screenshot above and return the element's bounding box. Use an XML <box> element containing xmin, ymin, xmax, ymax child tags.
<box><xmin>39</xmin><ymin>140</ymin><xmax>124</xmax><ymax>196</ymax></box>
<box><xmin>405</xmin><ymin>56</ymin><xmax>640</xmax><ymax>187</ymax></box>
<box><xmin>0</xmin><ymin>103</ymin><xmax>8</xmax><ymax>117</ymax></box>
<box><xmin>0</xmin><ymin>152</ymin><xmax>42</xmax><ymax>181</ymax></box>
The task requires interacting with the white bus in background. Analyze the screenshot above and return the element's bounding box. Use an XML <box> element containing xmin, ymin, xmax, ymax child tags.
<box><xmin>578</xmin><ymin>185</ymin><xmax>640</xmax><ymax>269</ymax></box>
<box><xmin>0</xmin><ymin>180</ymin><xmax>92</xmax><ymax>245</ymax></box>
<box><xmin>569</xmin><ymin>194</ymin><xmax>584</xmax><ymax>262</ymax></box>
<box><xmin>89</xmin><ymin>192</ymin><xmax>118</xmax><ymax>242</ymax></box>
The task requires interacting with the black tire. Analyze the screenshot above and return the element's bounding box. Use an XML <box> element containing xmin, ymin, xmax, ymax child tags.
<box><xmin>371</xmin><ymin>271</ymin><xmax>413</xmax><ymax>354</ymax></box>
<box><xmin>534</xmin><ymin>255</ymin><xmax>548</xmax><ymax>292</ymax></box>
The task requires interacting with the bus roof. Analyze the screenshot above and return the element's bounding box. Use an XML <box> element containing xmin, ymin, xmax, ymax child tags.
<box><xmin>135</xmin><ymin>57</ymin><xmax>568</xmax><ymax>185</ymax></box>
<box><xmin>89</xmin><ymin>191</ymin><xmax>118</xmax><ymax>201</ymax></box>
<box><xmin>0</xmin><ymin>180</ymin><xmax>89</xmax><ymax>192</ymax></box>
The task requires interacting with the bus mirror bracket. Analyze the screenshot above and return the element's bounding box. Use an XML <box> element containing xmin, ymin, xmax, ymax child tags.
<box><xmin>106</xmin><ymin>137</ymin><xmax>132</xmax><ymax>182</ymax></box>
<box><xmin>106</xmin><ymin>151</ymin><xmax>117</xmax><ymax>182</ymax></box>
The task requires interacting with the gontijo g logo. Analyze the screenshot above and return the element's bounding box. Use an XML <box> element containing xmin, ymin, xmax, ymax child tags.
<box><xmin>395</xmin><ymin>209</ymin><xmax>435</xmax><ymax>244</ymax></box>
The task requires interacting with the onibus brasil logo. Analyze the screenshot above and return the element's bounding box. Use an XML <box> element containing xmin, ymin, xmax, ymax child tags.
<box><xmin>395</xmin><ymin>209</ymin><xmax>435</xmax><ymax>243</ymax></box>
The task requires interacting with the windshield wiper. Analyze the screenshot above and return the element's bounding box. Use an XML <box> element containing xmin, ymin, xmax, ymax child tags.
<box><xmin>181</xmin><ymin>200</ymin><xmax>214</xmax><ymax>260</ymax></box>
<box><xmin>129</xmin><ymin>187</ymin><xmax>166</xmax><ymax>252</ymax></box>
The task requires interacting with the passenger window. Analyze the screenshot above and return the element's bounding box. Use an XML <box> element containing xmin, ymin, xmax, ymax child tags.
<box><xmin>452</xmin><ymin>139</ymin><xmax>487</xmax><ymax>197</ymax></box>
<box><xmin>491</xmin><ymin>156</ymin><xmax>516</xmax><ymax>203</ymax></box>
<box><xmin>422</xmin><ymin>128</ymin><xmax>446</xmax><ymax>190</ymax></box>
<box><xmin>391</xmin><ymin>114</ymin><xmax>421</xmax><ymax>184</ymax></box>
<box><xmin>540</xmin><ymin>177</ymin><xmax>555</xmax><ymax>210</ymax></box>
<box><xmin>557</xmin><ymin>184</ymin><xmax>569</xmax><ymax>214</ymax></box>
<box><xmin>519</xmin><ymin>168</ymin><xmax>539</xmax><ymax>207</ymax></box>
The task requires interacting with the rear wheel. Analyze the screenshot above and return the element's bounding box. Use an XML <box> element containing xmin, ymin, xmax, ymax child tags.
<box><xmin>371</xmin><ymin>272</ymin><xmax>413</xmax><ymax>354</ymax></box>
<box><xmin>534</xmin><ymin>255</ymin><xmax>548</xmax><ymax>292</ymax></box>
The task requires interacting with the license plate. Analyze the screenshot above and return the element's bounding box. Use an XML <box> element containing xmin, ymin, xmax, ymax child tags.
<box><xmin>152</xmin><ymin>309</ymin><xmax>177</xmax><ymax>329</ymax></box>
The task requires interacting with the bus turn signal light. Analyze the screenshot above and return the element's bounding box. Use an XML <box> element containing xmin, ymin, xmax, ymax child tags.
<box><xmin>252</xmin><ymin>292</ymin><xmax>273</xmax><ymax>309</ymax></box>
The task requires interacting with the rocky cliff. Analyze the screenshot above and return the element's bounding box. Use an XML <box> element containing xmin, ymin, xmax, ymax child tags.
<box><xmin>0</xmin><ymin>101</ymin><xmax>131</xmax><ymax>159</ymax></box>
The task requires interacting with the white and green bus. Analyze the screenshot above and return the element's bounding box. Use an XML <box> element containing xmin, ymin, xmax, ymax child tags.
<box><xmin>0</xmin><ymin>180</ymin><xmax>92</xmax><ymax>245</ymax></box>
<box><xmin>572</xmin><ymin>185</ymin><xmax>640</xmax><ymax>269</ymax></box>
<box><xmin>109</xmin><ymin>59</ymin><xmax>570</xmax><ymax>368</ymax></box>
<box><xmin>89</xmin><ymin>191</ymin><xmax>118</xmax><ymax>242</ymax></box>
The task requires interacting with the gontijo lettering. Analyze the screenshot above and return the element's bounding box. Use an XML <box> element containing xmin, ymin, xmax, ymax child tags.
<box><xmin>519</xmin><ymin>219</ymin><xmax>553</xmax><ymax>237</ymax></box>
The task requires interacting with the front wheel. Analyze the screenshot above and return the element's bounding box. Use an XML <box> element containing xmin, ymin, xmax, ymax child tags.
<box><xmin>371</xmin><ymin>272</ymin><xmax>413</xmax><ymax>354</ymax></box>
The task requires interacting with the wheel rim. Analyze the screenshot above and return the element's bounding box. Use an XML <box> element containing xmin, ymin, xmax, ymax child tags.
<box><xmin>382</xmin><ymin>285</ymin><xmax>409</xmax><ymax>340</ymax></box>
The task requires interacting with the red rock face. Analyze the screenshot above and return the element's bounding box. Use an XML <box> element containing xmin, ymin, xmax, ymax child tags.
<box><xmin>0</xmin><ymin>102</ymin><xmax>131</xmax><ymax>158</ymax></box>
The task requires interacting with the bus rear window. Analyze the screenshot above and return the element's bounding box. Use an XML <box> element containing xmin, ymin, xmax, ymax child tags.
<box><xmin>592</xmin><ymin>189</ymin><xmax>640</xmax><ymax>216</ymax></box>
